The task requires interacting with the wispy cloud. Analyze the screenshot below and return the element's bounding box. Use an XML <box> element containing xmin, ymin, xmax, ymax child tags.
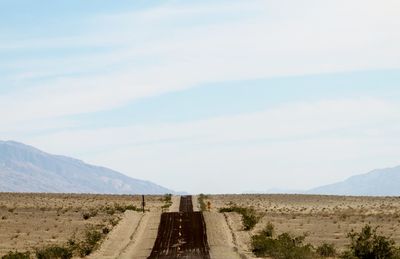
<box><xmin>20</xmin><ymin>97</ymin><xmax>400</xmax><ymax>192</ymax></box>
<box><xmin>2</xmin><ymin>0</ymin><xmax>400</xmax><ymax>127</ymax></box>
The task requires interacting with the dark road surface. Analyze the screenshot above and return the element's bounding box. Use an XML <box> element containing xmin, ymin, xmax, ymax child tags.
<box><xmin>148</xmin><ymin>196</ymin><xmax>210</xmax><ymax>259</ymax></box>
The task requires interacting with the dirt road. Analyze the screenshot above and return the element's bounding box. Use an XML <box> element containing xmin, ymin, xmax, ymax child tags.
<box><xmin>148</xmin><ymin>196</ymin><xmax>210</xmax><ymax>259</ymax></box>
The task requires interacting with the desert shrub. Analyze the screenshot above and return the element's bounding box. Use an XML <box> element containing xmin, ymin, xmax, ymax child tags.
<box><xmin>103</xmin><ymin>205</ymin><xmax>116</xmax><ymax>215</ymax></box>
<box><xmin>219</xmin><ymin>205</ymin><xmax>260</xmax><ymax>230</ymax></box>
<box><xmin>161</xmin><ymin>204</ymin><xmax>170</xmax><ymax>209</ymax></box>
<box><xmin>198</xmin><ymin>194</ymin><xmax>208</xmax><ymax>211</ymax></box>
<box><xmin>82</xmin><ymin>209</ymin><xmax>97</xmax><ymax>220</ymax></box>
<box><xmin>76</xmin><ymin>227</ymin><xmax>102</xmax><ymax>256</ymax></box>
<box><xmin>124</xmin><ymin>204</ymin><xmax>137</xmax><ymax>211</ymax></box>
<box><xmin>82</xmin><ymin>212</ymin><xmax>90</xmax><ymax>220</ymax></box>
<box><xmin>317</xmin><ymin>243</ymin><xmax>336</xmax><ymax>257</ymax></box>
<box><xmin>114</xmin><ymin>203</ymin><xmax>126</xmax><ymax>213</ymax></box>
<box><xmin>242</xmin><ymin>211</ymin><xmax>259</xmax><ymax>230</ymax></box>
<box><xmin>113</xmin><ymin>203</ymin><xmax>139</xmax><ymax>213</ymax></box>
<box><xmin>341</xmin><ymin>225</ymin><xmax>400</xmax><ymax>259</ymax></box>
<box><xmin>109</xmin><ymin>217</ymin><xmax>120</xmax><ymax>226</ymax></box>
<box><xmin>260</xmin><ymin>222</ymin><xmax>274</xmax><ymax>237</ymax></box>
<box><xmin>1</xmin><ymin>251</ymin><xmax>30</xmax><ymax>259</ymax></box>
<box><xmin>164</xmin><ymin>193</ymin><xmax>172</xmax><ymax>203</ymax></box>
<box><xmin>251</xmin><ymin>230</ymin><xmax>315</xmax><ymax>259</ymax></box>
<box><xmin>102</xmin><ymin>226</ymin><xmax>110</xmax><ymax>234</ymax></box>
<box><xmin>35</xmin><ymin>245</ymin><xmax>72</xmax><ymax>259</ymax></box>
<box><xmin>161</xmin><ymin>194</ymin><xmax>173</xmax><ymax>210</ymax></box>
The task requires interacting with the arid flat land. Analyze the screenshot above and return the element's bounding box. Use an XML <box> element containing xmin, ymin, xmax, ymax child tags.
<box><xmin>204</xmin><ymin>194</ymin><xmax>400</xmax><ymax>257</ymax></box>
<box><xmin>0</xmin><ymin>193</ymin><xmax>167</xmax><ymax>257</ymax></box>
<box><xmin>2</xmin><ymin>193</ymin><xmax>400</xmax><ymax>258</ymax></box>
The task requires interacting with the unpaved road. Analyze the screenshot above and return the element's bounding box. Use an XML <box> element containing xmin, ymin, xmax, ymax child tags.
<box><xmin>148</xmin><ymin>196</ymin><xmax>210</xmax><ymax>259</ymax></box>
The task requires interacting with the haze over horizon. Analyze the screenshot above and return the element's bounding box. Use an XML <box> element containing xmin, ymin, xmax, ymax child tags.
<box><xmin>1</xmin><ymin>0</ymin><xmax>400</xmax><ymax>193</ymax></box>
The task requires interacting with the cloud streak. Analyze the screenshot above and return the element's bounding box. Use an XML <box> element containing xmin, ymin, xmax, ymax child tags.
<box><xmin>2</xmin><ymin>0</ymin><xmax>400</xmax><ymax>126</ymax></box>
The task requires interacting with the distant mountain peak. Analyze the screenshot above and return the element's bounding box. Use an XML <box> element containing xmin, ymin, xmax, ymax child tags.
<box><xmin>0</xmin><ymin>140</ymin><xmax>174</xmax><ymax>194</ymax></box>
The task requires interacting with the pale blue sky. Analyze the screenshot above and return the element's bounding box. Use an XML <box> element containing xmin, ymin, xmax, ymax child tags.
<box><xmin>1</xmin><ymin>0</ymin><xmax>400</xmax><ymax>193</ymax></box>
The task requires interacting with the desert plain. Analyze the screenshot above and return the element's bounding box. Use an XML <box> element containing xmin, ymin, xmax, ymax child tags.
<box><xmin>1</xmin><ymin>193</ymin><xmax>400</xmax><ymax>258</ymax></box>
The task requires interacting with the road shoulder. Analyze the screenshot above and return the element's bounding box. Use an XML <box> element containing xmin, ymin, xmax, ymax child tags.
<box><xmin>88</xmin><ymin>211</ymin><xmax>161</xmax><ymax>259</ymax></box>
<box><xmin>203</xmin><ymin>211</ymin><xmax>249</xmax><ymax>259</ymax></box>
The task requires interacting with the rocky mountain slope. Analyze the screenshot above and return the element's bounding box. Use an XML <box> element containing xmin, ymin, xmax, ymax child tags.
<box><xmin>0</xmin><ymin>140</ymin><xmax>173</xmax><ymax>194</ymax></box>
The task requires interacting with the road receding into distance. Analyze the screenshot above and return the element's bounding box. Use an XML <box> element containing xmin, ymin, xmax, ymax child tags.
<box><xmin>148</xmin><ymin>196</ymin><xmax>210</xmax><ymax>259</ymax></box>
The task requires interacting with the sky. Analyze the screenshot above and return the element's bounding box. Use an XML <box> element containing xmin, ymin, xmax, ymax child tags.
<box><xmin>1</xmin><ymin>0</ymin><xmax>400</xmax><ymax>193</ymax></box>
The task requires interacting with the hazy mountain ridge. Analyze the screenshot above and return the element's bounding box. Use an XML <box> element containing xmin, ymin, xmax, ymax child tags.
<box><xmin>0</xmin><ymin>140</ymin><xmax>174</xmax><ymax>194</ymax></box>
<box><xmin>307</xmin><ymin>165</ymin><xmax>400</xmax><ymax>196</ymax></box>
<box><xmin>245</xmin><ymin>166</ymin><xmax>400</xmax><ymax>196</ymax></box>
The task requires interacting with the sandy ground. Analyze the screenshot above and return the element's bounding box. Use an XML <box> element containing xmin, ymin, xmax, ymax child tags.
<box><xmin>0</xmin><ymin>193</ymin><xmax>166</xmax><ymax>257</ymax></box>
<box><xmin>6</xmin><ymin>193</ymin><xmax>400</xmax><ymax>258</ymax></box>
<box><xmin>203</xmin><ymin>211</ymin><xmax>249</xmax><ymax>259</ymax></box>
<box><xmin>169</xmin><ymin>195</ymin><xmax>180</xmax><ymax>212</ymax></box>
<box><xmin>115</xmin><ymin>212</ymin><xmax>161</xmax><ymax>259</ymax></box>
<box><xmin>192</xmin><ymin>195</ymin><xmax>200</xmax><ymax>211</ymax></box>
<box><xmin>205</xmin><ymin>194</ymin><xmax>400</xmax><ymax>256</ymax></box>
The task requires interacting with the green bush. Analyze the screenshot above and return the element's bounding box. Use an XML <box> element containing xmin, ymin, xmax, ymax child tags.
<box><xmin>219</xmin><ymin>205</ymin><xmax>260</xmax><ymax>230</ymax></box>
<box><xmin>161</xmin><ymin>203</ymin><xmax>171</xmax><ymax>209</ymax></box>
<box><xmin>317</xmin><ymin>243</ymin><xmax>336</xmax><ymax>257</ymax></box>
<box><xmin>341</xmin><ymin>225</ymin><xmax>400</xmax><ymax>259</ymax></box>
<box><xmin>161</xmin><ymin>194</ymin><xmax>173</xmax><ymax>210</ymax></box>
<box><xmin>251</xmin><ymin>230</ymin><xmax>315</xmax><ymax>259</ymax></box>
<box><xmin>35</xmin><ymin>245</ymin><xmax>72</xmax><ymax>259</ymax></box>
<box><xmin>113</xmin><ymin>203</ymin><xmax>140</xmax><ymax>213</ymax></box>
<box><xmin>1</xmin><ymin>251</ymin><xmax>30</xmax><ymax>259</ymax></box>
<box><xmin>124</xmin><ymin>204</ymin><xmax>138</xmax><ymax>211</ymax></box>
<box><xmin>164</xmin><ymin>193</ymin><xmax>172</xmax><ymax>202</ymax></box>
<box><xmin>114</xmin><ymin>203</ymin><xmax>127</xmax><ymax>213</ymax></box>
<box><xmin>242</xmin><ymin>211</ymin><xmax>259</xmax><ymax>231</ymax></box>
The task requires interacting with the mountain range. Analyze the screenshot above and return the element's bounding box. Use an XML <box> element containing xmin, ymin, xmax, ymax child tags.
<box><xmin>2</xmin><ymin>140</ymin><xmax>400</xmax><ymax>196</ymax></box>
<box><xmin>307</xmin><ymin>165</ymin><xmax>400</xmax><ymax>196</ymax></box>
<box><xmin>0</xmin><ymin>140</ymin><xmax>174</xmax><ymax>194</ymax></box>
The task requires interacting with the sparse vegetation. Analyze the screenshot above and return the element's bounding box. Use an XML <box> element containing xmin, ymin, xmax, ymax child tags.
<box><xmin>161</xmin><ymin>194</ymin><xmax>173</xmax><ymax>210</ymax></box>
<box><xmin>317</xmin><ymin>243</ymin><xmax>337</xmax><ymax>257</ymax></box>
<box><xmin>251</xmin><ymin>224</ymin><xmax>400</xmax><ymax>259</ymax></box>
<box><xmin>340</xmin><ymin>225</ymin><xmax>400</xmax><ymax>259</ymax></box>
<box><xmin>113</xmin><ymin>203</ymin><xmax>140</xmax><ymax>213</ymax></box>
<box><xmin>34</xmin><ymin>227</ymin><xmax>104</xmax><ymax>258</ymax></box>
<box><xmin>198</xmin><ymin>194</ymin><xmax>208</xmax><ymax>211</ymax></box>
<box><xmin>0</xmin><ymin>193</ymin><xmax>167</xmax><ymax>258</ymax></box>
<box><xmin>260</xmin><ymin>222</ymin><xmax>275</xmax><ymax>237</ymax></box>
<box><xmin>1</xmin><ymin>251</ymin><xmax>30</xmax><ymax>259</ymax></box>
<box><xmin>251</xmin><ymin>223</ymin><xmax>315</xmax><ymax>259</ymax></box>
<box><xmin>75</xmin><ymin>227</ymin><xmax>103</xmax><ymax>256</ymax></box>
<box><xmin>82</xmin><ymin>208</ymin><xmax>97</xmax><ymax>220</ymax></box>
<box><xmin>219</xmin><ymin>205</ymin><xmax>260</xmax><ymax>230</ymax></box>
<box><xmin>35</xmin><ymin>245</ymin><xmax>73</xmax><ymax>259</ymax></box>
